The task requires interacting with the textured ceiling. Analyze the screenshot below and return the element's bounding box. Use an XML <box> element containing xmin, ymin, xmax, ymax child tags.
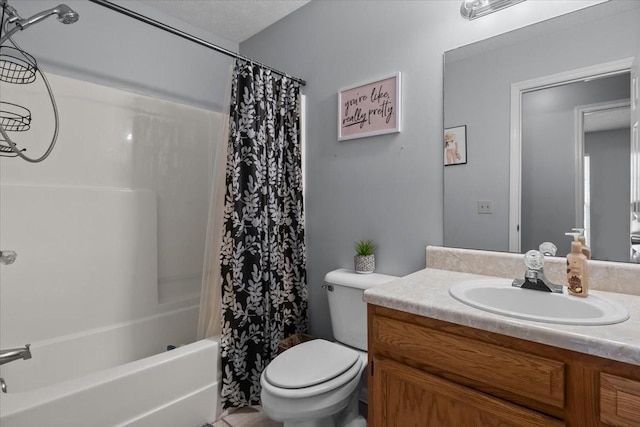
<box><xmin>139</xmin><ymin>0</ymin><xmax>311</xmax><ymax>43</ymax></box>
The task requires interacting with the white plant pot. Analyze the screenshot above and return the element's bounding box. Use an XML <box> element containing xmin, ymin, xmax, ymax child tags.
<box><xmin>354</xmin><ymin>254</ymin><xmax>375</xmax><ymax>274</ymax></box>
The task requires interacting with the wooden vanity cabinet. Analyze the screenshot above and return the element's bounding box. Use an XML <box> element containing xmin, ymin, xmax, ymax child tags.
<box><xmin>367</xmin><ymin>305</ymin><xmax>640</xmax><ymax>427</ymax></box>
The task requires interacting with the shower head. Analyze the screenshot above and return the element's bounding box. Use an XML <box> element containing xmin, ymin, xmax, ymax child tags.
<box><xmin>0</xmin><ymin>2</ymin><xmax>79</xmax><ymax>43</ymax></box>
<box><xmin>54</xmin><ymin>4</ymin><xmax>79</xmax><ymax>25</ymax></box>
<box><xmin>15</xmin><ymin>4</ymin><xmax>79</xmax><ymax>30</ymax></box>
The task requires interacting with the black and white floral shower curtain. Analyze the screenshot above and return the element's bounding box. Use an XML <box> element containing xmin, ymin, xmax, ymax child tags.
<box><xmin>220</xmin><ymin>60</ymin><xmax>308</xmax><ymax>409</ymax></box>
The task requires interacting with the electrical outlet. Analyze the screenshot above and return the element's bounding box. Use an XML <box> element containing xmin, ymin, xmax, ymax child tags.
<box><xmin>478</xmin><ymin>200</ymin><xmax>493</xmax><ymax>214</ymax></box>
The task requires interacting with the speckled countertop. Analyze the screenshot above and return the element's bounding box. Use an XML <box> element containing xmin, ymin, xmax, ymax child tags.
<box><xmin>364</xmin><ymin>268</ymin><xmax>640</xmax><ymax>366</ymax></box>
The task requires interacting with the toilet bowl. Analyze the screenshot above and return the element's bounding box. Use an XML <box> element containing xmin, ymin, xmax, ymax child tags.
<box><xmin>260</xmin><ymin>269</ymin><xmax>399</xmax><ymax>427</ymax></box>
<box><xmin>260</xmin><ymin>339</ymin><xmax>367</xmax><ymax>427</ymax></box>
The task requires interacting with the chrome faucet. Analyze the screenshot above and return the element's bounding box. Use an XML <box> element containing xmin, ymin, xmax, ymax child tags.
<box><xmin>0</xmin><ymin>344</ymin><xmax>32</xmax><ymax>365</ymax></box>
<box><xmin>512</xmin><ymin>248</ymin><xmax>563</xmax><ymax>293</ymax></box>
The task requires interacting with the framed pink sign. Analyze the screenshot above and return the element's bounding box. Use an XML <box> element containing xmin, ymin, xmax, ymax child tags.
<box><xmin>338</xmin><ymin>72</ymin><xmax>401</xmax><ymax>141</ymax></box>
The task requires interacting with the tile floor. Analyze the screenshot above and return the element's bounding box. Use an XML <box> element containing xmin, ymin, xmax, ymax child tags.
<box><xmin>210</xmin><ymin>405</ymin><xmax>283</xmax><ymax>427</ymax></box>
<box><xmin>208</xmin><ymin>402</ymin><xmax>368</xmax><ymax>426</ymax></box>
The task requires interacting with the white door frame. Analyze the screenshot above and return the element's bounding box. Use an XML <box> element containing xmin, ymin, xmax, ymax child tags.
<box><xmin>508</xmin><ymin>58</ymin><xmax>634</xmax><ymax>252</ymax></box>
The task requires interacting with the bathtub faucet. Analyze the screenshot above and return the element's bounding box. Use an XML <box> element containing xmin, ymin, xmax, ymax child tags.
<box><xmin>0</xmin><ymin>344</ymin><xmax>32</xmax><ymax>365</ymax></box>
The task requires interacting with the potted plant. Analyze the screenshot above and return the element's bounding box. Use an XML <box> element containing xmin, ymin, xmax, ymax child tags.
<box><xmin>354</xmin><ymin>239</ymin><xmax>376</xmax><ymax>274</ymax></box>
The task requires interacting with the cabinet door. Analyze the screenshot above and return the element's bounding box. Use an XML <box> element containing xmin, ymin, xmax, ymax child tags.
<box><xmin>371</xmin><ymin>357</ymin><xmax>565</xmax><ymax>427</ymax></box>
<box><xmin>600</xmin><ymin>373</ymin><xmax>640</xmax><ymax>426</ymax></box>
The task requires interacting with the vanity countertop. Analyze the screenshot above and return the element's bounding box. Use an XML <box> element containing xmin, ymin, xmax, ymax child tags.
<box><xmin>363</xmin><ymin>268</ymin><xmax>640</xmax><ymax>366</ymax></box>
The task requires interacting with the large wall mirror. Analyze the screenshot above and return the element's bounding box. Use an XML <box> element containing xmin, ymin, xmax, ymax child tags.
<box><xmin>444</xmin><ymin>1</ymin><xmax>640</xmax><ymax>263</ymax></box>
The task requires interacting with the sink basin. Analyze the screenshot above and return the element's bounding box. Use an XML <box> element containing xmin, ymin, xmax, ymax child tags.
<box><xmin>449</xmin><ymin>279</ymin><xmax>629</xmax><ymax>325</ymax></box>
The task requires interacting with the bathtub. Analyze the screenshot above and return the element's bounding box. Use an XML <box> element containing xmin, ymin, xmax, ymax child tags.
<box><xmin>0</xmin><ymin>307</ymin><xmax>221</xmax><ymax>427</ymax></box>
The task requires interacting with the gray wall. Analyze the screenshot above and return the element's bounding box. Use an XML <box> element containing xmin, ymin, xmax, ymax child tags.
<box><xmin>444</xmin><ymin>2</ymin><xmax>640</xmax><ymax>254</ymax></box>
<box><xmin>521</xmin><ymin>75</ymin><xmax>630</xmax><ymax>256</ymax></box>
<box><xmin>8</xmin><ymin>0</ymin><xmax>236</xmax><ymax>110</ymax></box>
<box><xmin>585</xmin><ymin>128</ymin><xmax>631</xmax><ymax>262</ymax></box>
<box><xmin>240</xmin><ymin>1</ymin><xmax>610</xmax><ymax>340</ymax></box>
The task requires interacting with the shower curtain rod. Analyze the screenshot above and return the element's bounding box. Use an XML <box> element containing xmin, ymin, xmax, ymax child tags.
<box><xmin>87</xmin><ymin>0</ymin><xmax>307</xmax><ymax>86</ymax></box>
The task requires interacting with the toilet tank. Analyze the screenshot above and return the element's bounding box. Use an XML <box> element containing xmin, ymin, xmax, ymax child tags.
<box><xmin>324</xmin><ymin>268</ymin><xmax>398</xmax><ymax>351</ymax></box>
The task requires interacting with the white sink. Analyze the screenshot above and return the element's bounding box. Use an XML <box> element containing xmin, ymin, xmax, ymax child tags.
<box><xmin>449</xmin><ymin>279</ymin><xmax>629</xmax><ymax>325</ymax></box>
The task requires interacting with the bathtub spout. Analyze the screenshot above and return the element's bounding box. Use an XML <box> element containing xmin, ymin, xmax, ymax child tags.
<box><xmin>0</xmin><ymin>344</ymin><xmax>31</xmax><ymax>365</ymax></box>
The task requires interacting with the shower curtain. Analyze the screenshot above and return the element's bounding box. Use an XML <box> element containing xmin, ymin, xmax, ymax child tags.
<box><xmin>219</xmin><ymin>60</ymin><xmax>308</xmax><ymax>408</ymax></box>
<box><xmin>198</xmin><ymin>62</ymin><xmax>233</xmax><ymax>340</ymax></box>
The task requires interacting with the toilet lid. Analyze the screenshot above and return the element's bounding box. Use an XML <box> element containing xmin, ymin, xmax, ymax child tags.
<box><xmin>265</xmin><ymin>339</ymin><xmax>360</xmax><ymax>389</ymax></box>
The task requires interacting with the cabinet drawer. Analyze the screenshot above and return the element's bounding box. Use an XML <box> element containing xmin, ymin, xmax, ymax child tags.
<box><xmin>600</xmin><ymin>373</ymin><xmax>640</xmax><ymax>426</ymax></box>
<box><xmin>372</xmin><ymin>316</ymin><xmax>565</xmax><ymax>409</ymax></box>
<box><xmin>373</xmin><ymin>357</ymin><xmax>565</xmax><ymax>427</ymax></box>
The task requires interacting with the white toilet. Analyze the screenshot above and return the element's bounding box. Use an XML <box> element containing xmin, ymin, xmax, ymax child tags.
<box><xmin>260</xmin><ymin>268</ymin><xmax>398</xmax><ymax>427</ymax></box>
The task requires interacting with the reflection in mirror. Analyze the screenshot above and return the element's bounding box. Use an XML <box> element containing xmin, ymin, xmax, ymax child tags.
<box><xmin>444</xmin><ymin>1</ymin><xmax>640</xmax><ymax>263</ymax></box>
<box><xmin>521</xmin><ymin>74</ymin><xmax>630</xmax><ymax>261</ymax></box>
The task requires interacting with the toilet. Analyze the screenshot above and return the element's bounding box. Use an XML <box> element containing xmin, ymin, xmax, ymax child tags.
<box><xmin>260</xmin><ymin>268</ymin><xmax>398</xmax><ymax>427</ymax></box>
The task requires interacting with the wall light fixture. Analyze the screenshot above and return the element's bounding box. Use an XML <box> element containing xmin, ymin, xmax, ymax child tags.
<box><xmin>460</xmin><ymin>0</ymin><xmax>526</xmax><ymax>20</ymax></box>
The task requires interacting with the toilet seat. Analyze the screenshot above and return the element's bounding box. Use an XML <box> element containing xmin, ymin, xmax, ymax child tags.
<box><xmin>265</xmin><ymin>339</ymin><xmax>360</xmax><ymax>389</ymax></box>
<box><xmin>261</xmin><ymin>340</ymin><xmax>365</xmax><ymax>399</ymax></box>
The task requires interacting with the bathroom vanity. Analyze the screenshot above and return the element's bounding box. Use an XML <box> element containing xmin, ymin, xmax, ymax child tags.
<box><xmin>364</xmin><ymin>267</ymin><xmax>640</xmax><ymax>426</ymax></box>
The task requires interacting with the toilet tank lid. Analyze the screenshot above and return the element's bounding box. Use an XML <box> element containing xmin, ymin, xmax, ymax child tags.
<box><xmin>324</xmin><ymin>268</ymin><xmax>398</xmax><ymax>290</ymax></box>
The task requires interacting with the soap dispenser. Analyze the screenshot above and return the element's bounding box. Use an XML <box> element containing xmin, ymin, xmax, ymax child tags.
<box><xmin>572</xmin><ymin>228</ymin><xmax>591</xmax><ymax>259</ymax></box>
<box><xmin>565</xmin><ymin>233</ymin><xmax>589</xmax><ymax>297</ymax></box>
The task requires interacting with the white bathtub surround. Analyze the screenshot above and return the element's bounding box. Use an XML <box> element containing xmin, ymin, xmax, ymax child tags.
<box><xmin>426</xmin><ymin>245</ymin><xmax>640</xmax><ymax>296</ymax></box>
<box><xmin>364</xmin><ymin>268</ymin><xmax>640</xmax><ymax>366</ymax></box>
<box><xmin>0</xmin><ymin>72</ymin><xmax>222</xmax><ymax>309</ymax></box>
<box><xmin>0</xmin><ymin>73</ymin><xmax>225</xmax><ymax>425</ymax></box>
<box><xmin>0</xmin><ymin>185</ymin><xmax>166</xmax><ymax>346</ymax></box>
<box><xmin>0</xmin><ymin>338</ymin><xmax>221</xmax><ymax>427</ymax></box>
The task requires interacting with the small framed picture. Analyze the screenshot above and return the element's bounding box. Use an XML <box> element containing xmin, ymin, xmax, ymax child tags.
<box><xmin>444</xmin><ymin>125</ymin><xmax>467</xmax><ymax>166</ymax></box>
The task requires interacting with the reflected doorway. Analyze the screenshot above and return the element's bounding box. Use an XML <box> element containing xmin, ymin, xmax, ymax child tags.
<box><xmin>579</xmin><ymin>102</ymin><xmax>631</xmax><ymax>262</ymax></box>
<box><xmin>510</xmin><ymin>61</ymin><xmax>634</xmax><ymax>261</ymax></box>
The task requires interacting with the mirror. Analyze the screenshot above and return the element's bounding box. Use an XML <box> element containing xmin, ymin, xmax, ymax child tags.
<box><xmin>444</xmin><ymin>1</ymin><xmax>640</xmax><ymax>263</ymax></box>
